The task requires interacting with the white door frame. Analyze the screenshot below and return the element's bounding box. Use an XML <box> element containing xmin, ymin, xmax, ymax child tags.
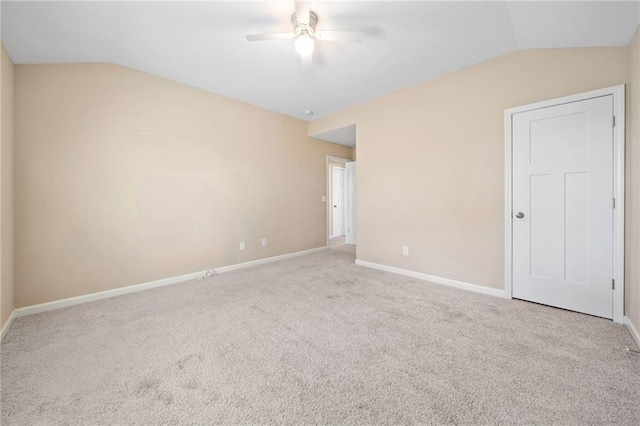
<box><xmin>345</xmin><ymin>161</ymin><xmax>357</xmax><ymax>245</ymax></box>
<box><xmin>326</xmin><ymin>155</ymin><xmax>351</xmax><ymax>246</ymax></box>
<box><xmin>504</xmin><ymin>85</ymin><xmax>625</xmax><ymax>324</ymax></box>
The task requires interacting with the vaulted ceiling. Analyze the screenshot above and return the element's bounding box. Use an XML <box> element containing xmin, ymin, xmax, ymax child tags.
<box><xmin>2</xmin><ymin>1</ymin><xmax>639</xmax><ymax>121</ymax></box>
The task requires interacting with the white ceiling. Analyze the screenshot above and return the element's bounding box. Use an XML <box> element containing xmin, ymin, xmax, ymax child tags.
<box><xmin>1</xmin><ymin>1</ymin><xmax>639</xmax><ymax>123</ymax></box>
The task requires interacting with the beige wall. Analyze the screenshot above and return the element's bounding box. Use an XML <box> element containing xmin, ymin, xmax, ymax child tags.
<box><xmin>311</xmin><ymin>47</ymin><xmax>629</xmax><ymax>291</ymax></box>
<box><xmin>14</xmin><ymin>63</ymin><xmax>352</xmax><ymax>308</ymax></box>
<box><xmin>1</xmin><ymin>43</ymin><xmax>14</xmax><ymax>328</ymax></box>
<box><xmin>8</xmin><ymin>44</ymin><xmax>639</xmax><ymax>324</ymax></box>
<box><xmin>628</xmin><ymin>27</ymin><xmax>640</xmax><ymax>332</ymax></box>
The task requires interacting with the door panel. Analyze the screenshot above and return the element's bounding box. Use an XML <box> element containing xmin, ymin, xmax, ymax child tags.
<box><xmin>564</xmin><ymin>172</ymin><xmax>589</xmax><ymax>285</ymax></box>
<box><xmin>332</xmin><ymin>167</ymin><xmax>345</xmax><ymax>237</ymax></box>
<box><xmin>529</xmin><ymin>173</ymin><xmax>554</xmax><ymax>279</ymax></box>
<box><xmin>512</xmin><ymin>95</ymin><xmax>613</xmax><ymax>319</ymax></box>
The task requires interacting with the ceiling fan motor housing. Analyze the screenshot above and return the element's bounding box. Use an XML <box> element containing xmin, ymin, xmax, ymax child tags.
<box><xmin>292</xmin><ymin>11</ymin><xmax>318</xmax><ymax>36</ymax></box>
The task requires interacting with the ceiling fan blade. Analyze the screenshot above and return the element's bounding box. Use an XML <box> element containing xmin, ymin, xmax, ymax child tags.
<box><xmin>301</xmin><ymin>53</ymin><xmax>313</xmax><ymax>69</ymax></box>
<box><xmin>246</xmin><ymin>33</ymin><xmax>294</xmax><ymax>42</ymax></box>
<box><xmin>294</xmin><ymin>1</ymin><xmax>310</xmax><ymax>25</ymax></box>
<box><xmin>316</xmin><ymin>30</ymin><xmax>363</xmax><ymax>43</ymax></box>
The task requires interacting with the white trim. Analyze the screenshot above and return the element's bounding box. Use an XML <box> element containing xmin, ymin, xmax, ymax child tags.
<box><xmin>624</xmin><ymin>316</ymin><xmax>640</xmax><ymax>350</ymax></box>
<box><xmin>13</xmin><ymin>246</ymin><xmax>328</xmax><ymax>318</ymax></box>
<box><xmin>355</xmin><ymin>259</ymin><xmax>506</xmax><ymax>298</ymax></box>
<box><xmin>326</xmin><ymin>155</ymin><xmax>351</xmax><ymax>163</ymax></box>
<box><xmin>504</xmin><ymin>85</ymin><xmax>625</xmax><ymax>324</ymax></box>
<box><xmin>15</xmin><ymin>271</ymin><xmax>206</xmax><ymax>317</ymax></box>
<box><xmin>1</xmin><ymin>309</ymin><xmax>17</xmax><ymax>342</ymax></box>
<box><xmin>505</xmin><ymin>86</ymin><xmax>625</xmax><ymax>115</ymax></box>
<box><xmin>612</xmin><ymin>86</ymin><xmax>626</xmax><ymax>324</ymax></box>
<box><xmin>326</xmin><ymin>155</ymin><xmax>351</xmax><ymax>246</ymax></box>
<box><xmin>504</xmin><ymin>107</ymin><xmax>513</xmax><ymax>303</ymax></box>
<box><xmin>211</xmin><ymin>246</ymin><xmax>326</xmax><ymax>274</ymax></box>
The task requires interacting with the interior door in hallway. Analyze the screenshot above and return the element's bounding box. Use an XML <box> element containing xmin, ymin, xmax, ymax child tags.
<box><xmin>512</xmin><ymin>95</ymin><xmax>614</xmax><ymax>319</ymax></box>
<box><xmin>332</xmin><ymin>167</ymin><xmax>345</xmax><ymax>237</ymax></box>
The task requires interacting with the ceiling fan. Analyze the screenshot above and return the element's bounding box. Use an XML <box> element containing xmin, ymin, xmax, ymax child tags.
<box><xmin>246</xmin><ymin>2</ymin><xmax>363</xmax><ymax>68</ymax></box>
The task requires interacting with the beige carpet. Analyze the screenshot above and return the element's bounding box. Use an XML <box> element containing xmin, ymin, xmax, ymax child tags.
<box><xmin>329</xmin><ymin>236</ymin><xmax>356</xmax><ymax>255</ymax></box>
<box><xmin>2</xmin><ymin>248</ymin><xmax>639</xmax><ymax>425</ymax></box>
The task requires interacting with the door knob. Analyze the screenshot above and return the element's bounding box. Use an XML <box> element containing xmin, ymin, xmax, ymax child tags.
<box><xmin>515</xmin><ymin>212</ymin><xmax>525</xmax><ymax>219</ymax></box>
<box><xmin>334</xmin><ymin>205</ymin><xmax>337</xmax><ymax>208</ymax></box>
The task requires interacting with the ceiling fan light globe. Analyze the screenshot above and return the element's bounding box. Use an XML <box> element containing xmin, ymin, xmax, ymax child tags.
<box><xmin>295</xmin><ymin>36</ymin><xmax>314</xmax><ymax>56</ymax></box>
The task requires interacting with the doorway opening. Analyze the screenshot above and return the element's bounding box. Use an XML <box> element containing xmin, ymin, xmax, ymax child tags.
<box><xmin>326</xmin><ymin>156</ymin><xmax>356</xmax><ymax>255</ymax></box>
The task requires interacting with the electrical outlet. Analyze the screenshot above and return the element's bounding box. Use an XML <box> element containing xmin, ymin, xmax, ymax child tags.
<box><xmin>402</xmin><ymin>246</ymin><xmax>409</xmax><ymax>256</ymax></box>
<box><xmin>239</xmin><ymin>242</ymin><xmax>245</xmax><ymax>251</ymax></box>
<box><xmin>261</xmin><ymin>238</ymin><xmax>267</xmax><ymax>247</ymax></box>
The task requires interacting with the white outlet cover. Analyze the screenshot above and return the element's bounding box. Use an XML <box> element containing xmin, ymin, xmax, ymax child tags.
<box><xmin>402</xmin><ymin>246</ymin><xmax>409</xmax><ymax>256</ymax></box>
<box><xmin>261</xmin><ymin>238</ymin><xmax>267</xmax><ymax>247</ymax></box>
<box><xmin>239</xmin><ymin>242</ymin><xmax>245</xmax><ymax>250</ymax></box>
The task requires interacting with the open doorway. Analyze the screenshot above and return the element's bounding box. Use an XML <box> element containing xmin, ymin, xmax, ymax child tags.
<box><xmin>326</xmin><ymin>156</ymin><xmax>356</xmax><ymax>255</ymax></box>
<box><xmin>314</xmin><ymin>124</ymin><xmax>357</xmax><ymax>255</ymax></box>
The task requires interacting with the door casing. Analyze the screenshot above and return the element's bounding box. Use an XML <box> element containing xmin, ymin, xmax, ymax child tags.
<box><xmin>345</xmin><ymin>161</ymin><xmax>357</xmax><ymax>245</ymax></box>
<box><xmin>504</xmin><ymin>85</ymin><xmax>625</xmax><ymax>324</ymax></box>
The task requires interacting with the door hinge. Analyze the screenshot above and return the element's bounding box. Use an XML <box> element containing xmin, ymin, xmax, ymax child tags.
<box><xmin>613</xmin><ymin>198</ymin><xmax>616</xmax><ymax>209</ymax></box>
<box><xmin>613</xmin><ymin>116</ymin><xmax>616</xmax><ymax>128</ymax></box>
<box><xmin>612</xmin><ymin>279</ymin><xmax>615</xmax><ymax>290</ymax></box>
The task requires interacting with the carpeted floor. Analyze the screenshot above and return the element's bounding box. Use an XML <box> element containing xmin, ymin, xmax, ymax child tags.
<box><xmin>1</xmin><ymin>248</ymin><xmax>639</xmax><ymax>425</ymax></box>
<box><xmin>329</xmin><ymin>236</ymin><xmax>356</xmax><ymax>255</ymax></box>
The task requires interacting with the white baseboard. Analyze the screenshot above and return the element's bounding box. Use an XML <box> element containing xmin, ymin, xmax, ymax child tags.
<box><xmin>355</xmin><ymin>259</ymin><xmax>506</xmax><ymax>298</ymax></box>
<box><xmin>213</xmin><ymin>246</ymin><xmax>327</xmax><ymax>274</ymax></box>
<box><xmin>13</xmin><ymin>246</ymin><xmax>328</xmax><ymax>319</ymax></box>
<box><xmin>1</xmin><ymin>309</ymin><xmax>17</xmax><ymax>342</ymax></box>
<box><xmin>15</xmin><ymin>270</ymin><xmax>208</xmax><ymax>318</ymax></box>
<box><xmin>624</xmin><ymin>316</ymin><xmax>640</xmax><ymax>350</ymax></box>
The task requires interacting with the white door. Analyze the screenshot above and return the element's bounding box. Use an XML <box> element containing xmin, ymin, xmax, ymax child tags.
<box><xmin>345</xmin><ymin>162</ymin><xmax>357</xmax><ymax>245</ymax></box>
<box><xmin>512</xmin><ymin>95</ymin><xmax>614</xmax><ymax>319</ymax></box>
<box><xmin>332</xmin><ymin>167</ymin><xmax>345</xmax><ymax>237</ymax></box>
